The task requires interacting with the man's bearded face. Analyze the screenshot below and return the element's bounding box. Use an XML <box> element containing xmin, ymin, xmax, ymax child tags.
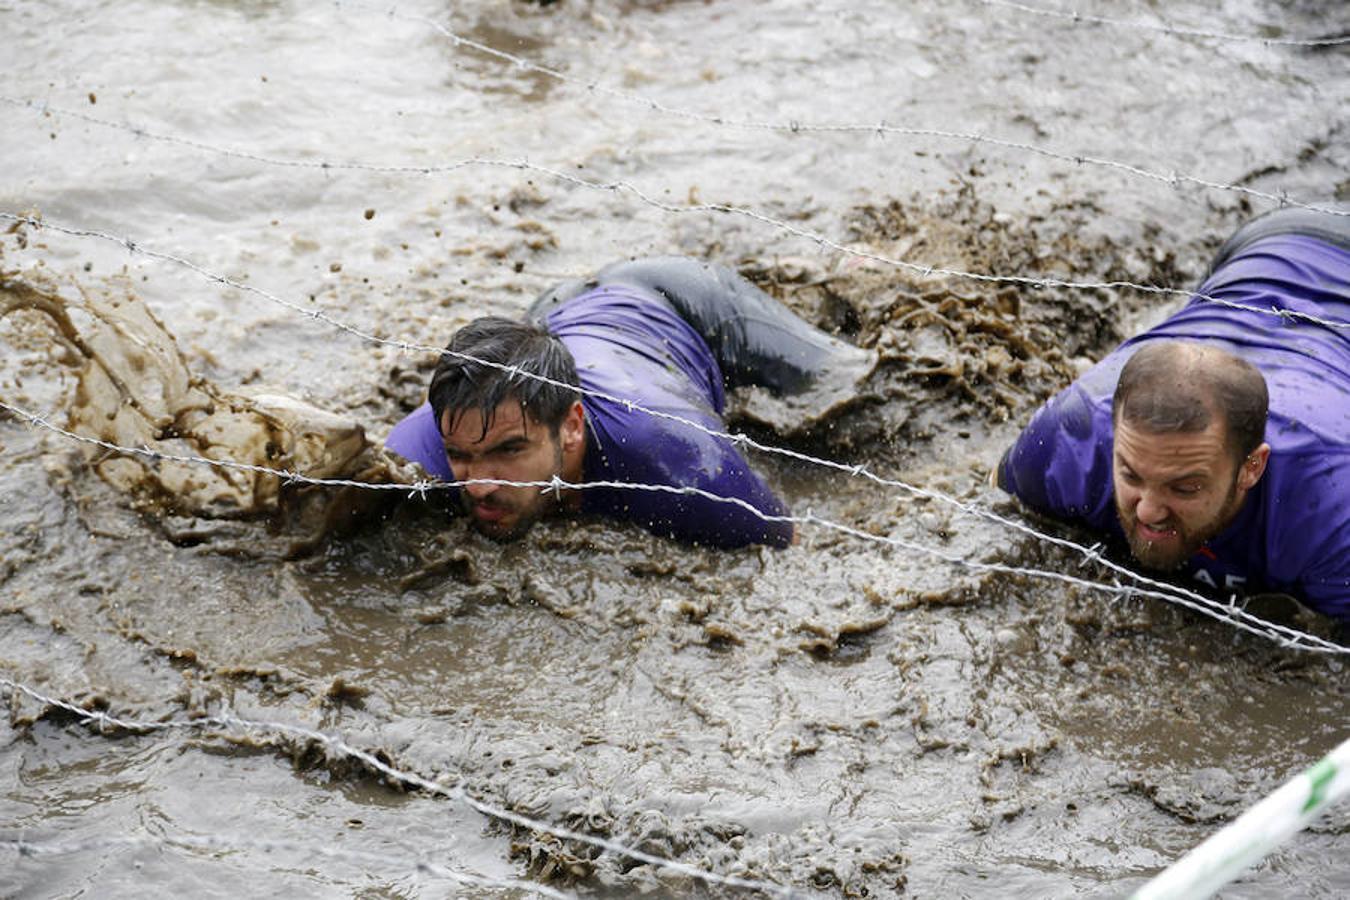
<box><xmin>441</xmin><ymin>402</ymin><xmax>565</xmax><ymax>541</ymax></box>
<box><xmin>1112</xmin><ymin>417</ymin><xmax>1248</xmax><ymax>571</ymax></box>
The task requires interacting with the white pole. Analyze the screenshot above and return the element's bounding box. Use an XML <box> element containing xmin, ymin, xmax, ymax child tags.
<box><xmin>1132</xmin><ymin>737</ymin><xmax>1350</xmax><ymax>900</ymax></box>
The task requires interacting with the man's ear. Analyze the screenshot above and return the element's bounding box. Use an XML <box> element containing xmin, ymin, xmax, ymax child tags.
<box><xmin>559</xmin><ymin>400</ymin><xmax>585</xmax><ymax>454</ymax></box>
<box><xmin>1238</xmin><ymin>442</ymin><xmax>1270</xmax><ymax>492</ymax></box>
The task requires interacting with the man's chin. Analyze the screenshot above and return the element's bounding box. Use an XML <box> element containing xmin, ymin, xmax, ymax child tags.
<box><xmin>1125</xmin><ymin>536</ymin><xmax>1192</xmax><ymax>572</ymax></box>
<box><xmin>471</xmin><ymin>519</ymin><xmax>522</xmax><ymax>541</ymax></box>
<box><xmin>469</xmin><ymin>510</ymin><xmax>537</xmax><ymax>542</ymax></box>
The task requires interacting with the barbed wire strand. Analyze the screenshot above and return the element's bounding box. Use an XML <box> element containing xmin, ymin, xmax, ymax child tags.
<box><xmin>5</xmin><ymin>86</ymin><xmax>1345</xmax><ymax>222</ymax></box>
<box><xmin>2</xmin><ymin>213</ymin><xmax>1345</xmax><ymax>646</ymax></box>
<box><xmin>0</xmin><ymin>676</ymin><xmax>799</xmax><ymax>898</ymax></box>
<box><xmin>2</xmin><ymin>833</ymin><xmax>574</xmax><ymax>898</ymax></box>
<box><xmin>4</xmin><ymin>107</ymin><xmax>1349</xmax><ymax>322</ymax></box>
<box><xmin>4</xmin><ymin>180</ymin><xmax>1349</xmax><ymax>330</ymax></box>
<box><xmin>372</xmin><ymin>8</ymin><xmax>1347</xmax><ymax>217</ymax></box>
<box><xmin>1</xmin><ymin>398</ymin><xmax>1342</xmax><ymax>654</ymax></box>
<box><xmin>976</xmin><ymin>0</ymin><xmax>1350</xmax><ymax>47</ymax></box>
<box><xmin>0</xmin><ymin>97</ymin><xmax>479</xmax><ymax>177</ymax></box>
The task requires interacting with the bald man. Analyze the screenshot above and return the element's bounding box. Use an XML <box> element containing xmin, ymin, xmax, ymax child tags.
<box><xmin>994</xmin><ymin>209</ymin><xmax>1350</xmax><ymax>620</ymax></box>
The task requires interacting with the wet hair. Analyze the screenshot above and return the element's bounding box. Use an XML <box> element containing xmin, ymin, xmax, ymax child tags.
<box><xmin>428</xmin><ymin>316</ymin><xmax>581</xmax><ymax>440</ymax></box>
<box><xmin>1111</xmin><ymin>341</ymin><xmax>1268</xmax><ymax>461</ymax></box>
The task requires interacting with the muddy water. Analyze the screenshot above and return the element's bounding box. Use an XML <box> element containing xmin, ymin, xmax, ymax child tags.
<box><xmin>2</xmin><ymin>0</ymin><xmax>1348</xmax><ymax>896</ymax></box>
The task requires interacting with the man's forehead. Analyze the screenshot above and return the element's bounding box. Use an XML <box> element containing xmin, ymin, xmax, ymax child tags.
<box><xmin>1113</xmin><ymin>418</ymin><xmax>1229</xmax><ymax>474</ymax></box>
<box><xmin>441</xmin><ymin>401</ymin><xmax>538</xmax><ymax>444</ymax></box>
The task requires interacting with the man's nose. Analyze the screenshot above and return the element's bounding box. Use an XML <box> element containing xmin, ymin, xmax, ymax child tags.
<box><xmin>1135</xmin><ymin>489</ymin><xmax>1169</xmax><ymax>525</ymax></box>
<box><xmin>460</xmin><ymin>460</ymin><xmax>497</xmax><ymax>499</ymax></box>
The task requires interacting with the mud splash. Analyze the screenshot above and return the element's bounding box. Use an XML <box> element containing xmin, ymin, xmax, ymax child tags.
<box><xmin>731</xmin><ymin>184</ymin><xmax>1194</xmax><ymax>468</ymax></box>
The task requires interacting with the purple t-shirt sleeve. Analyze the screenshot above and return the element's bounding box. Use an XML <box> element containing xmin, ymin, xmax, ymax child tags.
<box><xmin>384</xmin><ymin>402</ymin><xmax>452</xmax><ymax>481</ymax></box>
<box><xmin>998</xmin><ymin>383</ymin><xmax>1116</xmax><ymax>531</ymax></box>
<box><xmin>1261</xmin><ymin>451</ymin><xmax>1350</xmax><ymax>619</ymax></box>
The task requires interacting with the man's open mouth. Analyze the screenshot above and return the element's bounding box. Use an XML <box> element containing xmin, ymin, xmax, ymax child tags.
<box><xmin>1136</xmin><ymin>521</ymin><xmax>1177</xmax><ymax>542</ymax></box>
<box><xmin>472</xmin><ymin>503</ymin><xmax>509</xmax><ymax>523</ymax></box>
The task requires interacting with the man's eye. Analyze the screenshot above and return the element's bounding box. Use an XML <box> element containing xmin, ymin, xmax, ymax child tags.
<box><xmin>1120</xmin><ymin>471</ymin><xmax>1141</xmax><ymax>485</ymax></box>
<box><xmin>1173</xmin><ymin>484</ymin><xmax>1201</xmax><ymax>496</ymax></box>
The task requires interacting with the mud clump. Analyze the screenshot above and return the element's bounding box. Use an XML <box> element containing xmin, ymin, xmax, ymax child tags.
<box><xmin>736</xmin><ymin>186</ymin><xmax>1196</xmax><ymax>465</ymax></box>
<box><xmin>1</xmin><ymin>266</ymin><xmax>421</xmax><ymax>550</ymax></box>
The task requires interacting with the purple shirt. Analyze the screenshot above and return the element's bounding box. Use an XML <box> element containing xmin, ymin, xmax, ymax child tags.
<box><xmin>999</xmin><ymin>234</ymin><xmax>1350</xmax><ymax>619</ymax></box>
<box><xmin>385</xmin><ymin>285</ymin><xmax>793</xmax><ymax>548</ymax></box>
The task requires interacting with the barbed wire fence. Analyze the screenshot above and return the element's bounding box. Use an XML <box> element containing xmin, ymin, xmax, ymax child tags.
<box><xmin>3</xmin><ymin>196</ymin><xmax>1346</xmax><ymax>900</ymax></box>
<box><xmin>2</xmin><ymin>208</ymin><xmax>1349</xmax><ymax>635</ymax></box>
<box><xmin>1</xmin><ymin>206</ymin><xmax>1345</xmax><ymax>652</ymax></box>
<box><xmin>0</xmin><ymin>675</ymin><xmax>800</xmax><ymax>898</ymax></box>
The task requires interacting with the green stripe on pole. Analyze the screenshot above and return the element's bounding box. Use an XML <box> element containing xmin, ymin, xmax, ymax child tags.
<box><xmin>1302</xmin><ymin>758</ymin><xmax>1336</xmax><ymax>814</ymax></box>
<box><xmin>1131</xmin><ymin>737</ymin><xmax>1350</xmax><ymax>900</ymax></box>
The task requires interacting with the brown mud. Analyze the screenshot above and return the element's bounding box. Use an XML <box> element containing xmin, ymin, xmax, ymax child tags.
<box><xmin>1</xmin><ymin>263</ymin><xmax>423</xmax><ymax>559</ymax></box>
<box><xmin>2</xmin><ymin>0</ymin><xmax>1348</xmax><ymax>897</ymax></box>
<box><xmin>730</xmin><ymin>184</ymin><xmax>1193</xmax><ymax>467</ymax></box>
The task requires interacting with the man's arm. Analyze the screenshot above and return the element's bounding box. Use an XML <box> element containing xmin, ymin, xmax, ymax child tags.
<box><xmin>384</xmin><ymin>402</ymin><xmax>454</xmax><ymax>482</ymax></box>
<box><xmin>991</xmin><ymin>385</ymin><xmax>1116</xmax><ymax>527</ymax></box>
<box><xmin>1291</xmin><ymin>512</ymin><xmax>1350</xmax><ymax>622</ymax></box>
<box><xmin>651</xmin><ymin>438</ymin><xmax>795</xmax><ymax>549</ymax></box>
<box><xmin>604</xmin><ymin>416</ymin><xmax>794</xmax><ymax>549</ymax></box>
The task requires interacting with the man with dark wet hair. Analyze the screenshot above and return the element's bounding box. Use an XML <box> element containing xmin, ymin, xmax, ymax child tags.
<box><xmin>386</xmin><ymin>257</ymin><xmax>873</xmax><ymax>546</ymax></box>
<box><xmin>419</xmin><ymin>316</ymin><xmax>586</xmax><ymax>542</ymax></box>
<box><xmin>995</xmin><ymin>208</ymin><xmax>1350</xmax><ymax>620</ymax></box>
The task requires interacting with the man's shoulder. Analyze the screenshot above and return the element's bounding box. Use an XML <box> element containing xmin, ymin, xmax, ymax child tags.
<box><xmin>551</xmin><ymin>286</ymin><xmax>725</xmax><ymax>410</ymax></box>
<box><xmin>1257</xmin><ymin>443</ymin><xmax>1350</xmax><ymax>570</ymax></box>
<box><xmin>383</xmin><ymin>402</ymin><xmax>452</xmax><ymax>481</ymax></box>
<box><xmin>547</xmin><ymin>284</ymin><xmax>689</xmax><ymax>342</ymax></box>
<box><xmin>581</xmin><ymin>385</ymin><xmax>724</xmax><ymax>481</ymax></box>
